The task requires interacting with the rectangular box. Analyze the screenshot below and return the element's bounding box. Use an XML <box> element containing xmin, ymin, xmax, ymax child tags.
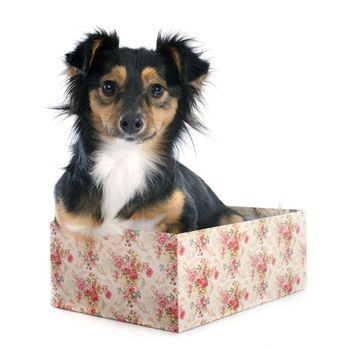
<box><xmin>50</xmin><ymin>206</ymin><xmax>307</xmax><ymax>332</ymax></box>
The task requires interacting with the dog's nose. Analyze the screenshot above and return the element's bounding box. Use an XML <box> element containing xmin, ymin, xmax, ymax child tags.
<box><xmin>119</xmin><ymin>112</ymin><xmax>144</xmax><ymax>135</ymax></box>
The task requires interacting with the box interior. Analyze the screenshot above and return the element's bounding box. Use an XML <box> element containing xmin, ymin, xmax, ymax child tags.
<box><xmin>231</xmin><ymin>206</ymin><xmax>297</xmax><ymax>222</ymax></box>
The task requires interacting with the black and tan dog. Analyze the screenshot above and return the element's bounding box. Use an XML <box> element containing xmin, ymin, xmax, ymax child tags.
<box><xmin>54</xmin><ymin>30</ymin><xmax>244</xmax><ymax>237</ymax></box>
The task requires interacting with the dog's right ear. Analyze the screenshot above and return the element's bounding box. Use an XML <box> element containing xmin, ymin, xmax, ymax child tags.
<box><xmin>65</xmin><ymin>30</ymin><xmax>119</xmax><ymax>76</ymax></box>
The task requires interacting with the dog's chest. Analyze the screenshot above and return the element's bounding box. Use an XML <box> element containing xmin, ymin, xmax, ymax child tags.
<box><xmin>91</xmin><ymin>140</ymin><xmax>160</xmax><ymax>233</ymax></box>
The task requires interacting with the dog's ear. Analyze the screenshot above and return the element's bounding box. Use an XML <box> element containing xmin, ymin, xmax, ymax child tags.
<box><xmin>65</xmin><ymin>30</ymin><xmax>119</xmax><ymax>76</ymax></box>
<box><xmin>156</xmin><ymin>33</ymin><xmax>209</xmax><ymax>90</ymax></box>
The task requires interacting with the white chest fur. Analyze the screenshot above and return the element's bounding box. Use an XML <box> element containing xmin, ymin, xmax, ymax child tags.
<box><xmin>90</xmin><ymin>139</ymin><xmax>161</xmax><ymax>234</ymax></box>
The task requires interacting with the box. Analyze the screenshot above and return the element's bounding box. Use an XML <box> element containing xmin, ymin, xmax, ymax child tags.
<box><xmin>50</xmin><ymin>206</ymin><xmax>307</xmax><ymax>332</ymax></box>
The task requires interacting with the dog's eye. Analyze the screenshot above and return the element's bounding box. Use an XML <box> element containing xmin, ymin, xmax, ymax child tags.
<box><xmin>150</xmin><ymin>84</ymin><xmax>164</xmax><ymax>98</ymax></box>
<box><xmin>102</xmin><ymin>80</ymin><xmax>116</xmax><ymax>96</ymax></box>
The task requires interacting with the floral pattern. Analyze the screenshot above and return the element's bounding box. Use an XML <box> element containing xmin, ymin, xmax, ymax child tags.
<box><xmin>185</xmin><ymin>258</ymin><xmax>214</xmax><ymax>318</ymax></box>
<box><xmin>220</xmin><ymin>281</ymin><xmax>249</xmax><ymax>316</ymax></box>
<box><xmin>190</xmin><ymin>231</ymin><xmax>210</xmax><ymax>256</ymax></box>
<box><xmin>80</xmin><ymin>240</ymin><xmax>98</xmax><ymax>269</ymax></box>
<box><xmin>276</xmin><ymin>268</ymin><xmax>301</xmax><ymax>297</ymax></box>
<box><xmin>50</xmin><ymin>233</ymin><xmax>64</xmax><ymax>289</ymax></box>
<box><xmin>220</xmin><ymin>226</ymin><xmax>249</xmax><ymax>279</ymax></box>
<box><xmin>74</xmin><ymin>273</ymin><xmax>110</xmax><ymax>316</ymax></box>
<box><xmin>50</xmin><ymin>207</ymin><xmax>307</xmax><ymax>332</ymax></box>
<box><xmin>277</xmin><ymin>216</ymin><xmax>301</xmax><ymax>264</ymax></box>
<box><xmin>153</xmin><ymin>289</ymin><xmax>179</xmax><ymax>332</ymax></box>
<box><xmin>249</xmin><ymin>248</ymin><xmax>275</xmax><ymax>299</ymax></box>
<box><xmin>111</xmin><ymin>249</ymin><xmax>153</xmax><ymax>307</ymax></box>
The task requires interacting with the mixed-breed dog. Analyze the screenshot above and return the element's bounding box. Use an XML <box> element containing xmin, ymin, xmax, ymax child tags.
<box><xmin>54</xmin><ymin>30</ymin><xmax>245</xmax><ymax>238</ymax></box>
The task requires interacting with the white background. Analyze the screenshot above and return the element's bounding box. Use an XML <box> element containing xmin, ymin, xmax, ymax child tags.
<box><xmin>0</xmin><ymin>0</ymin><xmax>349</xmax><ymax>349</ymax></box>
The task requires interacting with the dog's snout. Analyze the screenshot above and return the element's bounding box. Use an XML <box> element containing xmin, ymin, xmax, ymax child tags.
<box><xmin>119</xmin><ymin>112</ymin><xmax>144</xmax><ymax>135</ymax></box>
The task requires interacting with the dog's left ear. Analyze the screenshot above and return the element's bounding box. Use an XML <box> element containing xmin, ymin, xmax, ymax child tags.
<box><xmin>156</xmin><ymin>33</ymin><xmax>209</xmax><ymax>90</ymax></box>
<box><xmin>65</xmin><ymin>30</ymin><xmax>119</xmax><ymax>76</ymax></box>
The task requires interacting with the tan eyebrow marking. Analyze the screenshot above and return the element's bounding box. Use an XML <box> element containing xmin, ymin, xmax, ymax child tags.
<box><xmin>141</xmin><ymin>66</ymin><xmax>166</xmax><ymax>87</ymax></box>
<box><xmin>102</xmin><ymin>65</ymin><xmax>127</xmax><ymax>87</ymax></box>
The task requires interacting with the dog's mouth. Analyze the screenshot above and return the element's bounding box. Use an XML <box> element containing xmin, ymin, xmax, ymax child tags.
<box><xmin>106</xmin><ymin>126</ymin><xmax>157</xmax><ymax>144</ymax></box>
<box><xmin>122</xmin><ymin>131</ymin><xmax>157</xmax><ymax>144</ymax></box>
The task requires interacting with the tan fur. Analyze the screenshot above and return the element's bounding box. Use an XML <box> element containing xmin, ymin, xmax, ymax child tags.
<box><xmin>170</xmin><ymin>48</ymin><xmax>182</xmax><ymax>73</ymax></box>
<box><xmin>103</xmin><ymin>65</ymin><xmax>127</xmax><ymax>88</ymax></box>
<box><xmin>64</xmin><ymin>66</ymin><xmax>78</xmax><ymax>77</ymax></box>
<box><xmin>64</xmin><ymin>39</ymin><xmax>103</xmax><ymax>77</ymax></box>
<box><xmin>129</xmin><ymin>189</ymin><xmax>185</xmax><ymax>233</ymax></box>
<box><xmin>141</xmin><ymin>97</ymin><xmax>178</xmax><ymax>160</ymax></box>
<box><xmin>141</xmin><ymin>66</ymin><xmax>166</xmax><ymax>87</ymax></box>
<box><xmin>89</xmin><ymin>89</ymin><xmax>124</xmax><ymax>138</ymax></box>
<box><xmin>55</xmin><ymin>200</ymin><xmax>99</xmax><ymax>242</ymax></box>
<box><xmin>89</xmin><ymin>38</ymin><xmax>103</xmax><ymax>69</ymax></box>
<box><xmin>190</xmin><ymin>73</ymin><xmax>207</xmax><ymax>90</ymax></box>
<box><xmin>88</xmin><ymin>65</ymin><xmax>128</xmax><ymax>138</ymax></box>
<box><xmin>140</xmin><ymin>66</ymin><xmax>179</xmax><ymax>156</ymax></box>
<box><xmin>219</xmin><ymin>213</ymin><xmax>245</xmax><ymax>226</ymax></box>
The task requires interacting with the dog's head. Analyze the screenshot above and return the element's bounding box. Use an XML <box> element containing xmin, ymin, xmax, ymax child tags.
<box><xmin>63</xmin><ymin>30</ymin><xmax>209</xmax><ymax>145</ymax></box>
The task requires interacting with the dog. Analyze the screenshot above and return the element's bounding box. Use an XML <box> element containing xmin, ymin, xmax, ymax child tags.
<box><xmin>54</xmin><ymin>30</ymin><xmax>245</xmax><ymax>237</ymax></box>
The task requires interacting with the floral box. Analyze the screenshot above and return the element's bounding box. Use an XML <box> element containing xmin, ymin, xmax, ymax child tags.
<box><xmin>50</xmin><ymin>206</ymin><xmax>307</xmax><ymax>332</ymax></box>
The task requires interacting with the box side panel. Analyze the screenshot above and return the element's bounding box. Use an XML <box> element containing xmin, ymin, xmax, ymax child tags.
<box><xmin>177</xmin><ymin>211</ymin><xmax>307</xmax><ymax>332</ymax></box>
<box><xmin>50</xmin><ymin>223</ymin><xmax>179</xmax><ymax>332</ymax></box>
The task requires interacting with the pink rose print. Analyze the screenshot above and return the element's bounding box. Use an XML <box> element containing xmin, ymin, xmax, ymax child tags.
<box><xmin>159</xmin><ymin>299</ymin><xmax>167</xmax><ymax>309</ymax></box>
<box><xmin>154</xmin><ymin>234</ymin><xmax>178</xmax><ymax>286</ymax></box>
<box><xmin>178</xmin><ymin>243</ymin><xmax>185</xmax><ymax>256</ymax></box>
<box><xmin>130</xmin><ymin>270</ymin><xmax>138</xmax><ymax>280</ymax></box>
<box><xmin>220</xmin><ymin>282</ymin><xmax>245</xmax><ymax>315</ymax></box>
<box><xmin>64</xmin><ymin>249</ymin><xmax>73</xmax><ymax>263</ymax></box>
<box><xmin>113</xmin><ymin>310</ymin><xmax>140</xmax><ymax>325</ymax></box>
<box><xmin>157</xmin><ymin>233</ymin><xmax>167</xmax><ymax>245</ymax></box>
<box><xmin>154</xmin><ymin>290</ymin><xmax>179</xmax><ymax>331</ymax></box>
<box><xmin>79</xmin><ymin>240</ymin><xmax>99</xmax><ymax>269</ymax></box>
<box><xmin>111</xmin><ymin>249</ymin><xmax>154</xmax><ymax>305</ymax></box>
<box><xmin>105</xmin><ymin>290</ymin><xmax>112</xmax><ymax>299</ymax></box>
<box><xmin>222</xmin><ymin>292</ymin><xmax>229</xmax><ymax>305</ymax></box>
<box><xmin>186</xmin><ymin>258</ymin><xmax>214</xmax><ymax>319</ymax></box>
<box><xmin>229</xmin><ymin>297</ymin><xmax>239</xmax><ymax>310</ymax></box>
<box><xmin>277</xmin><ymin>216</ymin><xmax>300</xmax><ymax>264</ymax></box>
<box><xmin>255</xmin><ymin>221</ymin><xmax>268</xmax><ymax>243</ymax></box>
<box><xmin>146</xmin><ymin>267</ymin><xmax>153</xmax><ymax>277</ymax></box>
<box><xmin>50</xmin><ymin>238</ymin><xmax>65</xmax><ymax>288</ymax></box>
<box><xmin>220</xmin><ymin>227</ymin><xmax>247</xmax><ymax>279</ymax></box>
<box><xmin>197</xmin><ymin>276</ymin><xmax>208</xmax><ymax>289</ymax></box>
<box><xmin>243</xmin><ymin>232</ymin><xmax>249</xmax><ymax>244</ymax></box>
<box><xmin>87</xmin><ymin>307</ymin><xmax>96</xmax><ymax>315</ymax></box>
<box><xmin>229</xmin><ymin>239</ymin><xmax>239</xmax><ymax>251</ymax></box>
<box><xmin>115</xmin><ymin>257</ymin><xmax>123</xmax><ymax>269</ymax></box>
<box><xmin>190</xmin><ymin>231</ymin><xmax>210</xmax><ymax>256</ymax></box>
<box><xmin>51</xmin><ymin>293</ymin><xmax>72</xmax><ymax>311</ymax></box>
<box><xmin>249</xmin><ymin>248</ymin><xmax>273</xmax><ymax>298</ymax></box>
<box><xmin>277</xmin><ymin>269</ymin><xmax>300</xmax><ymax>297</ymax></box>
<box><xmin>122</xmin><ymin>229</ymin><xmax>138</xmax><ymax>247</ymax></box>
<box><xmin>271</xmin><ymin>255</ymin><xmax>276</xmax><ymax>266</ymax></box>
<box><xmin>74</xmin><ymin>273</ymin><xmax>107</xmax><ymax>316</ymax></box>
<box><xmin>179</xmin><ymin>307</ymin><xmax>186</xmax><ymax>320</ymax></box>
<box><xmin>213</xmin><ymin>267</ymin><xmax>219</xmax><ymax>280</ymax></box>
<box><xmin>123</xmin><ymin>286</ymin><xmax>141</xmax><ymax>306</ymax></box>
<box><xmin>259</xmin><ymin>261</ymin><xmax>267</xmax><ymax>273</ymax></box>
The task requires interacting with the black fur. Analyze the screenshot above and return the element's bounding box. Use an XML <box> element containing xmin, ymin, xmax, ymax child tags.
<box><xmin>54</xmin><ymin>29</ymin><xmax>243</xmax><ymax>233</ymax></box>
